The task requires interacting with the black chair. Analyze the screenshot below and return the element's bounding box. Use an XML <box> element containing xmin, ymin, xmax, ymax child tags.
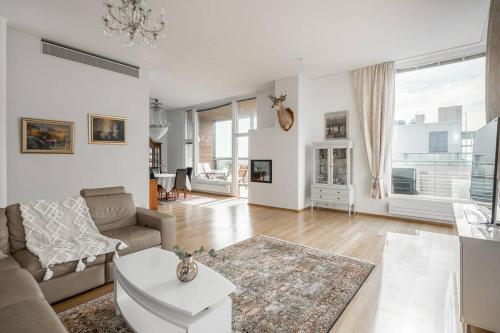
<box><xmin>173</xmin><ymin>169</ymin><xmax>189</xmax><ymax>199</ymax></box>
<box><xmin>186</xmin><ymin>167</ymin><xmax>193</xmax><ymax>182</ymax></box>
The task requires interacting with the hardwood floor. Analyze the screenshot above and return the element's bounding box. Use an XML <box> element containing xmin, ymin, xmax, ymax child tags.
<box><xmin>54</xmin><ymin>194</ymin><xmax>463</xmax><ymax>333</ymax></box>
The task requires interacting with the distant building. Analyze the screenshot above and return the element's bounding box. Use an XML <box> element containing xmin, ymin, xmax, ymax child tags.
<box><xmin>438</xmin><ymin>105</ymin><xmax>462</xmax><ymax>122</ymax></box>
<box><xmin>414</xmin><ymin>114</ymin><xmax>425</xmax><ymax>124</ymax></box>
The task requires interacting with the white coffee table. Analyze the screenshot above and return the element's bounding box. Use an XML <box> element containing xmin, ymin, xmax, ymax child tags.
<box><xmin>113</xmin><ymin>248</ymin><xmax>236</xmax><ymax>333</ymax></box>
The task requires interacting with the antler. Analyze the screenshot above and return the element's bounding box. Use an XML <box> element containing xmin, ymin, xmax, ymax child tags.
<box><xmin>279</xmin><ymin>93</ymin><xmax>287</xmax><ymax>101</ymax></box>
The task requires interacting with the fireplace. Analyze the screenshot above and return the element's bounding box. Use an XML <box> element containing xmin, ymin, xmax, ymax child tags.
<box><xmin>250</xmin><ymin>160</ymin><xmax>272</xmax><ymax>183</ymax></box>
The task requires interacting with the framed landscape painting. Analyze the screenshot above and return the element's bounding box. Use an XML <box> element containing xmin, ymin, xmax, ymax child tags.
<box><xmin>21</xmin><ymin>118</ymin><xmax>74</xmax><ymax>154</ymax></box>
<box><xmin>325</xmin><ymin>111</ymin><xmax>348</xmax><ymax>140</ymax></box>
<box><xmin>88</xmin><ymin>114</ymin><xmax>127</xmax><ymax>144</ymax></box>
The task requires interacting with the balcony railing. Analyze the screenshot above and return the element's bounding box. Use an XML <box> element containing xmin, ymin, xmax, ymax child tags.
<box><xmin>392</xmin><ymin>159</ymin><xmax>472</xmax><ymax>199</ymax></box>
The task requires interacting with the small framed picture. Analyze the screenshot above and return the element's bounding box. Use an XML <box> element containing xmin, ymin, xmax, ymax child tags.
<box><xmin>21</xmin><ymin>118</ymin><xmax>74</xmax><ymax>154</ymax></box>
<box><xmin>88</xmin><ymin>114</ymin><xmax>127</xmax><ymax>144</ymax></box>
<box><xmin>325</xmin><ymin>111</ymin><xmax>348</xmax><ymax>140</ymax></box>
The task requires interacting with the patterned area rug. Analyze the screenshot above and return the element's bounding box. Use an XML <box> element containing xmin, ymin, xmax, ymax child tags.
<box><xmin>58</xmin><ymin>235</ymin><xmax>374</xmax><ymax>333</ymax></box>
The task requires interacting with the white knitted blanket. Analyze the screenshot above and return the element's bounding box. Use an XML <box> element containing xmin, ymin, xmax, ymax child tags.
<box><xmin>20</xmin><ymin>196</ymin><xmax>127</xmax><ymax>281</ymax></box>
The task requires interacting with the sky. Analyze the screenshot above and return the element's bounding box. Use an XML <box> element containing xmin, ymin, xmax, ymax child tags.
<box><xmin>395</xmin><ymin>57</ymin><xmax>486</xmax><ymax>131</ymax></box>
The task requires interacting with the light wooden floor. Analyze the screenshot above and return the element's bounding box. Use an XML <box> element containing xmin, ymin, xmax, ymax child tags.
<box><xmin>55</xmin><ymin>194</ymin><xmax>468</xmax><ymax>333</ymax></box>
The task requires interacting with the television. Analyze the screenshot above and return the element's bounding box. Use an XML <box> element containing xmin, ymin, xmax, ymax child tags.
<box><xmin>470</xmin><ymin>117</ymin><xmax>500</xmax><ymax>224</ymax></box>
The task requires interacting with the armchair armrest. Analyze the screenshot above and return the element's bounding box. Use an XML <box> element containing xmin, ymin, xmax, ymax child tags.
<box><xmin>136</xmin><ymin>207</ymin><xmax>176</xmax><ymax>250</ymax></box>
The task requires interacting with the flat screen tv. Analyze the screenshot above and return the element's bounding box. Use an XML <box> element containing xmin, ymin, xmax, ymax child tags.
<box><xmin>470</xmin><ymin>117</ymin><xmax>500</xmax><ymax>223</ymax></box>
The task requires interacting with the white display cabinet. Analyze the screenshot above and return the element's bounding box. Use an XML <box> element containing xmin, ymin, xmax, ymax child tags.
<box><xmin>311</xmin><ymin>140</ymin><xmax>355</xmax><ymax>214</ymax></box>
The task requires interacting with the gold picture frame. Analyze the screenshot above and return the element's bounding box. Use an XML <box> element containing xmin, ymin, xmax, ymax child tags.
<box><xmin>21</xmin><ymin>118</ymin><xmax>75</xmax><ymax>154</ymax></box>
<box><xmin>88</xmin><ymin>114</ymin><xmax>127</xmax><ymax>145</ymax></box>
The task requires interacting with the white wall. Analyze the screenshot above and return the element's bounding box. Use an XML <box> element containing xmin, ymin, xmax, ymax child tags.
<box><xmin>165</xmin><ymin>109</ymin><xmax>186</xmax><ymax>173</ymax></box>
<box><xmin>249</xmin><ymin>75</ymin><xmax>302</xmax><ymax>210</ymax></box>
<box><xmin>256</xmin><ymin>87</ymin><xmax>275</xmax><ymax>129</ymax></box>
<box><xmin>308</xmin><ymin>72</ymin><xmax>388</xmax><ymax>215</ymax></box>
<box><xmin>0</xmin><ymin>17</ymin><xmax>6</xmax><ymax>207</ymax></box>
<box><xmin>298</xmin><ymin>76</ymin><xmax>312</xmax><ymax>209</ymax></box>
<box><xmin>249</xmin><ymin>72</ymin><xmax>389</xmax><ymax>214</ymax></box>
<box><xmin>6</xmin><ymin>29</ymin><xmax>149</xmax><ymax>206</ymax></box>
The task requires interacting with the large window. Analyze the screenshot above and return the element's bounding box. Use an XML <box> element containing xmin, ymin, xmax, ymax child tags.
<box><xmin>392</xmin><ymin>55</ymin><xmax>486</xmax><ymax>199</ymax></box>
<box><xmin>196</xmin><ymin>104</ymin><xmax>233</xmax><ymax>181</ymax></box>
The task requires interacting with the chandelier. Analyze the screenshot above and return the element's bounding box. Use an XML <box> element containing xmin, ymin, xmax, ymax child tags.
<box><xmin>102</xmin><ymin>0</ymin><xmax>167</xmax><ymax>48</ymax></box>
<box><xmin>149</xmin><ymin>98</ymin><xmax>170</xmax><ymax>141</ymax></box>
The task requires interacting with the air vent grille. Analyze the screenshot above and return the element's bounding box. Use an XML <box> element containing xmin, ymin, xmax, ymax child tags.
<box><xmin>41</xmin><ymin>39</ymin><xmax>139</xmax><ymax>78</ymax></box>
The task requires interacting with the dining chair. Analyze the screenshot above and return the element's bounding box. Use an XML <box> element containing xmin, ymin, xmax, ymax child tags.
<box><xmin>238</xmin><ymin>164</ymin><xmax>249</xmax><ymax>189</ymax></box>
<box><xmin>173</xmin><ymin>168</ymin><xmax>189</xmax><ymax>199</ymax></box>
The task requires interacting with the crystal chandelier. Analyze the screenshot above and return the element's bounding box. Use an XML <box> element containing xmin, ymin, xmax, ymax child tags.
<box><xmin>149</xmin><ymin>98</ymin><xmax>170</xmax><ymax>141</ymax></box>
<box><xmin>102</xmin><ymin>0</ymin><xmax>167</xmax><ymax>48</ymax></box>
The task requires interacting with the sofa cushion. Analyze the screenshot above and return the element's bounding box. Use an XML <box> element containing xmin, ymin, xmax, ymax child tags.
<box><xmin>5</xmin><ymin>204</ymin><xmax>25</xmax><ymax>253</ymax></box>
<box><xmin>82</xmin><ymin>192</ymin><xmax>137</xmax><ymax>232</ymax></box>
<box><xmin>102</xmin><ymin>225</ymin><xmax>161</xmax><ymax>262</ymax></box>
<box><xmin>0</xmin><ymin>298</ymin><xmax>67</xmax><ymax>333</ymax></box>
<box><xmin>0</xmin><ymin>269</ymin><xmax>43</xmax><ymax>310</ymax></box>
<box><xmin>13</xmin><ymin>249</ymin><xmax>105</xmax><ymax>282</ymax></box>
<box><xmin>0</xmin><ymin>255</ymin><xmax>21</xmax><ymax>273</ymax></box>
<box><xmin>0</xmin><ymin>208</ymin><xmax>9</xmax><ymax>254</ymax></box>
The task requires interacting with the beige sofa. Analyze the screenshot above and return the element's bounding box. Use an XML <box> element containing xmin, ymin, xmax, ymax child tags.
<box><xmin>0</xmin><ymin>186</ymin><xmax>176</xmax><ymax>333</ymax></box>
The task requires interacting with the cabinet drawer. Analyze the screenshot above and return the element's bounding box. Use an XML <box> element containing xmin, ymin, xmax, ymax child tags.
<box><xmin>312</xmin><ymin>188</ymin><xmax>349</xmax><ymax>202</ymax></box>
<box><xmin>311</xmin><ymin>194</ymin><xmax>349</xmax><ymax>203</ymax></box>
<box><xmin>312</xmin><ymin>188</ymin><xmax>348</xmax><ymax>198</ymax></box>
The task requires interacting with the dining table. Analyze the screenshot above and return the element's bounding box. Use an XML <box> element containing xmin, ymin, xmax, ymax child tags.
<box><xmin>155</xmin><ymin>173</ymin><xmax>192</xmax><ymax>193</ymax></box>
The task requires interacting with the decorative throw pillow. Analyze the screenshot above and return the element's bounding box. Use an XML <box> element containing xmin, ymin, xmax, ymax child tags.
<box><xmin>0</xmin><ymin>250</ymin><xmax>7</xmax><ymax>260</ymax></box>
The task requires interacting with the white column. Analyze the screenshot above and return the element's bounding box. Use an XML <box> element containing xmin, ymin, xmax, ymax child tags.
<box><xmin>0</xmin><ymin>17</ymin><xmax>7</xmax><ymax>207</ymax></box>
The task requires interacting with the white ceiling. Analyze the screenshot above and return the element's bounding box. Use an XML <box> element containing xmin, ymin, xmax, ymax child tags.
<box><xmin>0</xmin><ymin>0</ymin><xmax>490</xmax><ymax>110</ymax></box>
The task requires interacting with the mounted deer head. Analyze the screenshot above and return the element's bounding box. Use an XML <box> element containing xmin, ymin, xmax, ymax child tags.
<box><xmin>269</xmin><ymin>93</ymin><xmax>294</xmax><ymax>131</ymax></box>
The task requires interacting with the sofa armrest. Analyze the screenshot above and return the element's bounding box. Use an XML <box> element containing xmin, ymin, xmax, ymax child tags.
<box><xmin>136</xmin><ymin>208</ymin><xmax>176</xmax><ymax>250</ymax></box>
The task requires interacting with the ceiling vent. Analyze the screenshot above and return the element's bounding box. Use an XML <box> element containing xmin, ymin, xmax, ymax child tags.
<box><xmin>41</xmin><ymin>39</ymin><xmax>140</xmax><ymax>78</ymax></box>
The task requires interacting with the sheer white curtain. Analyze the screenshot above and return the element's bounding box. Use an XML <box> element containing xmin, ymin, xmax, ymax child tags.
<box><xmin>353</xmin><ymin>62</ymin><xmax>396</xmax><ymax>199</ymax></box>
<box><xmin>487</xmin><ymin>0</ymin><xmax>500</xmax><ymax>121</ymax></box>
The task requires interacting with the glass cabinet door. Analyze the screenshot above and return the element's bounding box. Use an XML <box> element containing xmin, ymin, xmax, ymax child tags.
<box><xmin>314</xmin><ymin>148</ymin><xmax>329</xmax><ymax>185</ymax></box>
<box><xmin>331</xmin><ymin>148</ymin><xmax>347</xmax><ymax>186</ymax></box>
